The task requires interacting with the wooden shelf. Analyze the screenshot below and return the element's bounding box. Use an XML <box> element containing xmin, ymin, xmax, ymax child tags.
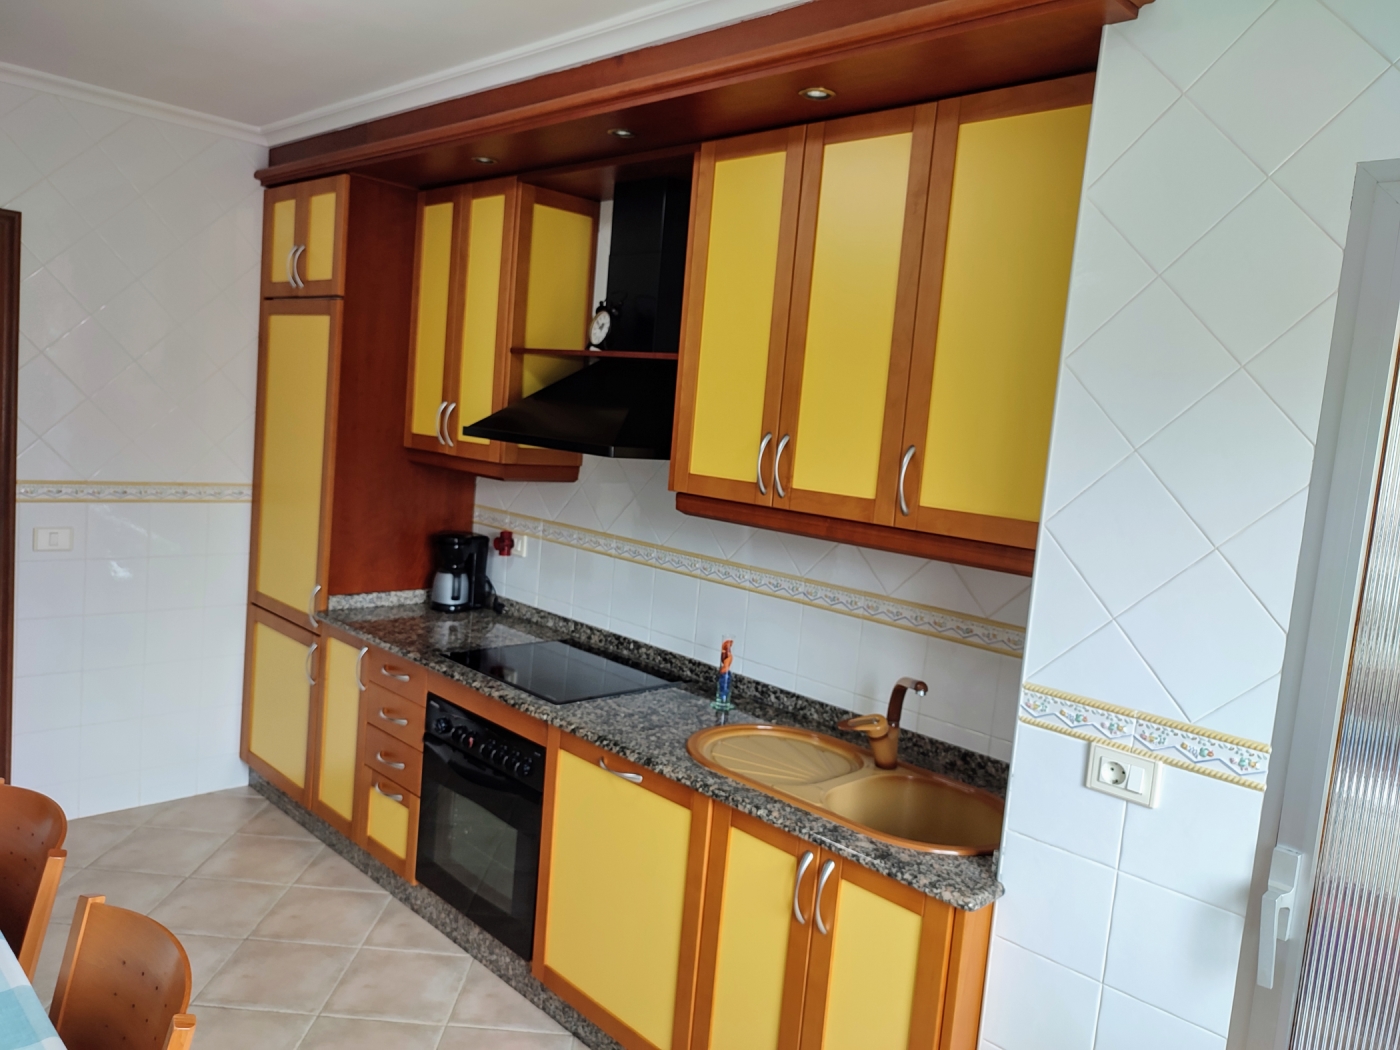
<box><xmin>509</xmin><ymin>347</ymin><xmax>679</xmax><ymax>360</ymax></box>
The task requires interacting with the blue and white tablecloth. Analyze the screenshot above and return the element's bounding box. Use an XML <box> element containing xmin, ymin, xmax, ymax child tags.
<box><xmin>0</xmin><ymin>937</ymin><xmax>63</xmax><ymax>1050</ymax></box>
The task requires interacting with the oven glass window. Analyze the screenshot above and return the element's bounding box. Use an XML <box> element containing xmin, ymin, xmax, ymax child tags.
<box><xmin>429</xmin><ymin>790</ymin><xmax>519</xmax><ymax>913</ymax></box>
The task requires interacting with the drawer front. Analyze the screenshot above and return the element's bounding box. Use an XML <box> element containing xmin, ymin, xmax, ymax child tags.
<box><xmin>365</xmin><ymin>647</ymin><xmax>427</xmax><ymax>702</ymax></box>
<box><xmin>364</xmin><ymin>722</ymin><xmax>423</xmax><ymax>793</ymax></box>
<box><xmin>363</xmin><ymin>767</ymin><xmax>419</xmax><ymax>878</ymax></box>
<box><xmin>361</xmin><ymin>683</ymin><xmax>424</xmax><ymax>750</ymax></box>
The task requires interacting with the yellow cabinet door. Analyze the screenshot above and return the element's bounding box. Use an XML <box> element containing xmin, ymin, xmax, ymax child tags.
<box><xmin>251</xmin><ymin>299</ymin><xmax>337</xmax><ymax>627</ymax></box>
<box><xmin>242</xmin><ymin>606</ymin><xmax>318</xmax><ymax>800</ymax></box>
<box><xmin>692</xmin><ymin>808</ymin><xmax>816</xmax><ymax>1050</ymax></box>
<box><xmin>313</xmin><ymin>635</ymin><xmax>365</xmax><ymax>834</ymax></box>
<box><xmin>898</xmin><ymin>80</ymin><xmax>1092</xmax><ymax>550</ymax></box>
<box><xmin>355</xmin><ymin>764</ymin><xmax>420</xmax><ymax>882</ymax></box>
<box><xmin>671</xmin><ymin>128</ymin><xmax>806</xmax><ymax>506</ymax></box>
<box><xmin>261</xmin><ymin>175</ymin><xmax>348</xmax><ymax>298</ymax></box>
<box><xmin>542</xmin><ymin>734</ymin><xmax>706</xmax><ymax>1050</ymax></box>
<box><xmin>774</xmin><ymin>106</ymin><xmax>936</xmax><ymax>526</ymax></box>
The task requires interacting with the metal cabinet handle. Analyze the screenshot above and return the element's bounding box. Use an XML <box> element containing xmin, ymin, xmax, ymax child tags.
<box><xmin>433</xmin><ymin>400</ymin><xmax>448</xmax><ymax>445</ymax></box>
<box><xmin>373</xmin><ymin>782</ymin><xmax>404</xmax><ymax>802</ymax></box>
<box><xmin>381</xmin><ymin>666</ymin><xmax>411</xmax><ymax>682</ymax></box>
<box><xmin>444</xmin><ymin>402</ymin><xmax>457</xmax><ymax>447</ymax></box>
<box><xmin>377</xmin><ymin>708</ymin><xmax>409</xmax><ymax>726</ymax></box>
<box><xmin>284</xmin><ymin>246</ymin><xmax>299</xmax><ymax>288</ymax></box>
<box><xmin>304</xmin><ymin>642</ymin><xmax>318</xmax><ymax>687</ymax></box>
<box><xmin>814</xmin><ymin>859</ymin><xmax>836</xmax><ymax>935</ymax></box>
<box><xmin>355</xmin><ymin>647</ymin><xmax>368</xmax><ymax>691</ymax></box>
<box><xmin>375</xmin><ymin>751</ymin><xmax>406</xmax><ymax>771</ymax></box>
<box><xmin>308</xmin><ymin>584</ymin><xmax>321</xmax><ymax>630</ymax></box>
<box><xmin>898</xmin><ymin>445</ymin><xmax>916</xmax><ymax>517</ymax></box>
<box><xmin>290</xmin><ymin>244</ymin><xmax>305</xmax><ymax>288</ymax></box>
<box><xmin>774</xmin><ymin>434</ymin><xmax>791</xmax><ymax>499</ymax></box>
<box><xmin>599</xmin><ymin>757</ymin><xmax>643</xmax><ymax>784</ymax></box>
<box><xmin>756</xmin><ymin>432</ymin><xmax>773</xmax><ymax>495</ymax></box>
<box><xmin>793</xmin><ymin>850</ymin><xmax>815</xmax><ymax>925</ymax></box>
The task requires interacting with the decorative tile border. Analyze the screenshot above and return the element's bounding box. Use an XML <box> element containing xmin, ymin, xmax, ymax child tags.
<box><xmin>474</xmin><ymin>505</ymin><xmax>1026</xmax><ymax>658</ymax></box>
<box><xmin>17</xmin><ymin>481</ymin><xmax>252</xmax><ymax>502</ymax></box>
<box><xmin>1020</xmin><ymin>682</ymin><xmax>1271</xmax><ymax>791</ymax></box>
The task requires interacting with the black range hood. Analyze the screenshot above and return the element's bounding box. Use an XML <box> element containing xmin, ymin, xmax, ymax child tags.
<box><xmin>460</xmin><ymin>356</ymin><xmax>677</xmax><ymax>458</ymax></box>
<box><xmin>460</xmin><ymin>177</ymin><xmax>689</xmax><ymax>460</ymax></box>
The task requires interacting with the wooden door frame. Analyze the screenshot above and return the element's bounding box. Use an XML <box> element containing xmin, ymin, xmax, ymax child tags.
<box><xmin>0</xmin><ymin>211</ymin><xmax>16</xmax><ymax>781</ymax></box>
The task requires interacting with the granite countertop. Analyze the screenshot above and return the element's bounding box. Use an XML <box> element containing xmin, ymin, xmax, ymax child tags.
<box><xmin>322</xmin><ymin>599</ymin><xmax>1003</xmax><ymax>911</ymax></box>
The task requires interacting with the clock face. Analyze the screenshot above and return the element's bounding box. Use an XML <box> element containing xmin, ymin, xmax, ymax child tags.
<box><xmin>589</xmin><ymin>308</ymin><xmax>611</xmax><ymax>347</ymax></box>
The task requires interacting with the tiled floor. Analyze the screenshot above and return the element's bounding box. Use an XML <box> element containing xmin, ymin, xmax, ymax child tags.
<box><xmin>33</xmin><ymin>786</ymin><xmax>583</xmax><ymax>1050</ymax></box>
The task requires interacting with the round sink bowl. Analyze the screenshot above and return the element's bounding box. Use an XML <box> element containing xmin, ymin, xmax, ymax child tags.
<box><xmin>690</xmin><ymin>724</ymin><xmax>865</xmax><ymax>788</ymax></box>
<box><xmin>821</xmin><ymin>773</ymin><xmax>1003</xmax><ymax>853</ymax></box>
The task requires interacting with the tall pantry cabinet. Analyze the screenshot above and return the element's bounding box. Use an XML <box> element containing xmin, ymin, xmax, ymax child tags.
<box><xmin>241</xmin><ymin>174</ymin><xmax>476</xmax><ymax>809</ymax></box>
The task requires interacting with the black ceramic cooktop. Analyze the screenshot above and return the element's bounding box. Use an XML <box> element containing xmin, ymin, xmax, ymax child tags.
<box><xmin>444</xmin><ymin>640</ymin><xmax>673</xmax><ymax>704</ymax></box>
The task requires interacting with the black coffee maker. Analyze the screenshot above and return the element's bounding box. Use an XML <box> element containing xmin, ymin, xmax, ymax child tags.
<box><xmin>430</xmin><ymin>532</ymin><xmax>490</xmax><ymax>612</ymax></box>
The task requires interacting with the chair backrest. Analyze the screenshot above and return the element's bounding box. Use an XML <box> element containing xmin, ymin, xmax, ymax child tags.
<box><xmin>50</xmin><ymin>895</ymin><xmax>196</xmax><ymax>1050</ymax></box>
<box><xmin>0</xmin><ymin>782</ymin><xmax>67</xmax><ymax>976</ymax></box>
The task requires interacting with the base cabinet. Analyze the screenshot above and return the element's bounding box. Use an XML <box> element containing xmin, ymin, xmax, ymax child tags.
<box><xmin>241</xmin><ymin>606</ymin><xmax>318</xmax><ymax>800</ymax></box>
<box><xmin>311</xmin><ymin>634</ymin><xmax>365</xmax><ymax>835</ymax></box>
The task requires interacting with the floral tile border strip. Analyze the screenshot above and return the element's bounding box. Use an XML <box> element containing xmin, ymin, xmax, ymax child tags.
<box><xmin>474</xmin><ymin>505</ymin><xmax>1026</xmax><ymax>657</ymax></box>
<box><xmin>18</xmin><ymin>481</ymin><xmax>252</xmax><ymax>502</ymax></box>
<box><xmin>1019</xmin><ymin>681</ymin><xmax>1270</xmax><ymax>791</ymax></box>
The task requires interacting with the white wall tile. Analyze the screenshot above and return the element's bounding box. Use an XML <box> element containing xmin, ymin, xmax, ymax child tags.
<box><xmin>572</xmin><ymin>548</ymin><xmax>614</xmax><ymax>615</ymax></box>
<box><xmin>1080</xmin><ymin>35</ymin><xmax>1182</xmax><ymax>186</ymax></box>
<box><xmin>1022</xmin><ymin>535</ymin><xmax>1110</xmax><ymax>675</ymax></box>
<box><xmin>81</xmin><ymin>611</ymin><xmax>146</xmax><ymax>669</ymax></box>
<box><xmin>853</xmin><ymin>621</ymin><xmax>930</xmax><ymax>707</ymax></box>
<box><xmin>1198</xmin><ymin>675</ymin><xmax>1279</xmax><ymax>744</ymax></box>
<box><xmin>1003</xmin><ymin>726</ymin><xmax>1125</xmax><ymax>867</ymax></box>
<box><xmin>742</xmin><ymin>593</ymin><xmax>804</xmax><ymax>675</ymax></box>
<box><xmin>1244</xmin><ymin>295</ymin><xmax>1336</xmax><ymax>440</ymax></box>
<box><xmin>84</xmin><ymin>556</ymin><xmax>147</xmax><ymax>614</ymax></box>
<box><xmin>1219</xmin><ymin>489</ymin><xmax>1309</xmax><ymax>626</ymax></box>
<box><xmin>12</xmin><ymin>727</ymin><xmax>85</xmax><ymax>792</ymax></box>
<box><xmin>12</xmin><ymin>672</ymin><xmax>81</xmax><ymax>735</ymax></box>
<box><xmin>1034</xmin><ymin>622</ymin><xmax>1182</xmax><ymax>722</ymax></box>
<box><xmin>695</xmin><ymin>580</ymin><xmax>748</xmax><ymax>658</ymax></box>
<box><xmin>996</xmin><ymin>832</ymin><xmax>1117</xmax><ymax>978</ymax></box>
<box><xmin>1095</xmin><ymin>989</ymin><xmax>1224</xmax><ymax>1050</ymax></box>
<box><xmin>80</xmin><ymin>665</ymin><xmax>144</xmax><ymax>726</ymax></box>
<box><xmin>14</xmin><ymin>615</ymin><xmax>84</xmax><ymax>677</ymax></box>
<box><xmin>796</xmin><ymin>605</ymin><xmax>862</xmax><ymax>697</ymax></box>
<box><xmin>1039</xmin><ymin>374</ymin><xmax>1132</xmax><ymax>518</ymax></box>
<box><xmin>608</xmin><ymin>558</ymin><xmax>654</xmax><ymax>632</ymax></box>
<box><xmin>15</xmin><ymin>559</ymin><xmax>86</xmax><ymax>618</ymax></box>
<box><xmin>980</xmin><ymin>938</ymin><xmax>1101</xmax><ymax>1050</ymax></box>
<box><xmin>652</xmin><ymin>569</ymin><xmax>701</xmax><ymax>642</ymax></box>
<box><xmin>1116</xmin><ymin>0</ymin><xmax>1273</xmax><ymax>90</ymax></box>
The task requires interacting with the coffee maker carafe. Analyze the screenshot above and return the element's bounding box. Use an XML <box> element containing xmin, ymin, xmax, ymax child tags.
<box><xmin>430</xmin><ymin>532</ymin><xmax>490</xmax><ymax>613</ymax></box>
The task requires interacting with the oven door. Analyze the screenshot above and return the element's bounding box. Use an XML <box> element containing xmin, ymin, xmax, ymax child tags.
<box><xmin>416</xmin><ymin>739</ymin><xmax>542</xmax><ymax>959</ymax></box>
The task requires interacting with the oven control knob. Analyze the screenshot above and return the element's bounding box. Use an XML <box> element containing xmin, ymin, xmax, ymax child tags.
<box><xmin>451</xmin><ymin>727</ymin><xmax>470</xmax><ymax>746</ymax></box>
<box><xmin>518</xmin><ymin>760</ymin><xmax>534</xmax><ymax>778</ymax></box>
<box><xmin>432</xmin><ymin>717</ymin><xmax>451</xmax><ymax>736</ymax></box>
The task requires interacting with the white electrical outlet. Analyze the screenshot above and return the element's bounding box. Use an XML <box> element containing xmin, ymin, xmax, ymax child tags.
<box><xmin>514</xmin><ymin>534</ymin><xmax>529</xmax><ymax>558</ymax></box>
<box><xmin>33</xmin><ymin>526</ymin><xmax>73</xmax><ymax>552</ymax></box>
<box><xmin>1085</xmin><ymin>742</ymin><xmax>1161</xmax><ymax>807</ymax></box>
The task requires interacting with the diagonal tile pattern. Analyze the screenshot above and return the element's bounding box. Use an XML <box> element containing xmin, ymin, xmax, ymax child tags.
<box><xmin>32</xmin><ymin>787</ymin><xmax>583</xmax><ymax>1050</ymax></box>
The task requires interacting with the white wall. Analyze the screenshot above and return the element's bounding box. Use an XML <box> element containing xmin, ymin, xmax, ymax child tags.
<box><xmin>3</xmin><ymin>74</ymin><xmax>264</xmax><ymax>815</ymax></box>
<box><xmin>986</xmin><ymin>1</ymin><xmax>1400</xmax><ymax>1046</ymax></box>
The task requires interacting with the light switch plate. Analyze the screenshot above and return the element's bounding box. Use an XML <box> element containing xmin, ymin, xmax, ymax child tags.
<box><xmin>33</xmin><ymin>526</ymin><xmax>73</xmax><ymax>552</ymax></box>
<box><xmin>1085</xmin><ymin>742</ymin><xmax>1161</xmax><ymax>807</ymax></box>
<box><xmin>514</xmin><ymin>534</ymin><xmax>529</xmax><ymax>558</ymax></box>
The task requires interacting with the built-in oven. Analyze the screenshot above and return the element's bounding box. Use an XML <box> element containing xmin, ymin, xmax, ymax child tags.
<box><xmin>416</xmin><ymin>694</ymin><xmax>546</xmax><ymax>959</ymax></box>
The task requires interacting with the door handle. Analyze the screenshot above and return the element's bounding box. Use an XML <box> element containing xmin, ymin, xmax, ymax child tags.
<box><xmin>433</xmin><ymin>400</ymin><xmax>448</xmax><ymax>445</ymax></box>
<box><xmin>814</xmin><ymin>858</ymin><xmax>836</xmax><ymax>935</ymax></box>
<box><xmin>373</xmin><ymin>781</ymin><xmax>404</xmax><ymax>803</ymax></box>
<box><xmin>444</xmin><ymin>402</ymin><xmax>457</xmax><ymax>447</ymax></box>
<box><xmin>304</xmin><ymin>642</ymin><xmax>318</xmax><ymax>687</ymax></box>
<box><xmin>599</xmin><ymin>757</ymin><xmax>643</xmax><ymax>784</ymax></box>
<box><xmin>1258</xmin><ymin>846</ymin><xmax>1304</xmax><ymax>989</ymax></box>
<box><xmin>898</xmin><ymin>445</ymin><xmax>916</xmax><ymax>517</ymax></box>
<box><xmin>793</xmin><ymin>850</ymin><xmax>815</xmax><ymax>925</ymax></box>
<box><xmin>355</xmin><ymin>647</ymin><xmax>368</xmax><ymax>691</ymax></box>
<box><xmin>756</xmin><ymin>432</ymin><xmax>773</xmax><ymax>495</ymax></box>
<box><xmin>377</xmin><ymin>708</ymin><xmax>409</xmax><ymax>726</ymax></box>
<box><xmin>307</xmin><ymin>584</ymin><xmax>321</xmax><ymax>629</ymax></box>
<box><xmin>774</xmin><ymin>434</ymin><xmax>791</xmax><ymax>499</ymax></box>
<box><xmin>380</xmin><ymin>666</ymin><xmax>411</xmax><ymax>682</ymax></box>
<box><xmin>289</xmin><ymin>244</ymin><xmax>305</xmax><ymax>288</ymax></box>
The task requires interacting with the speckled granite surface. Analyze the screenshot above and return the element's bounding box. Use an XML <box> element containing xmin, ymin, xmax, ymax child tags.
<box><xmin>323</xmin><ymin>599</ymin><xmax>1004</xmax><ymax>911</ymax></box>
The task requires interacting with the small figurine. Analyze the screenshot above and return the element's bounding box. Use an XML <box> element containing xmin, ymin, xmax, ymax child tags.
<box><xmin>712</xmin><ymin>639</ymin><xmax>734</xmax><ymax>717</ymax></box>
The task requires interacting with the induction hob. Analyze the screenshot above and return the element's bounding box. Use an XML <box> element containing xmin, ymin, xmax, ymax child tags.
<box><xmin>444</xmin><ymin>640</ymin><xmax>673</xmax><ymax>704</ymax></box>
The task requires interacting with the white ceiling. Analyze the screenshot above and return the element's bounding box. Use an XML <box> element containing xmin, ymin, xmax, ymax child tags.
<box><xmin>0</xmin><ymin>0</ymin><xmax>802</xmax><ymax>143</ymax></box>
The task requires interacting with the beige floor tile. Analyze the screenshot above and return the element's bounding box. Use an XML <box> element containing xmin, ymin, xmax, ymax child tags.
<box><xmin>149</xmin><ymin>877</ymin><xmax>287</xmax><ymax>938</ymax></box>
<box><xmin>437</xmin><ymin>1028</ymin><xmax>574</xmax><ymax>1050</ymax></box>
<box><xmin>53</xmin><ymin>866</ymin><xmax>183</xmax><ymax>919</ymax></box>
<box><xmin>180</xmin><ymin>1006</ymin><xmax>315</xmax><ymax>1050</ymax></box>
<box><xmin>322</xmin><ymin>947</ymin><xmax>470</xmax><ymax>1024</ymax></box>
<box><xmin>193</xmin><ymin>833</ymin><xmax>322</xmax><ymax>883</ymax></box>
<box><xmin>450</xmin><ymin>961</ymin><xmax>566</xmax><ymax>1033</ymax></box>
<box><xmin>299</xmin><ymin>1015</ymin><xmax>444</xmax><ymax>1050</ymax></box>
<box><xmin>250</xmin><ymin>886</ymin><xmax>389</xmax><ymax>946</ymax></box>
<box><xmin>89</xmin><ymin>825</ymin><xmax>230</xmax><ymax>876</ymax></box>
<box><xmin>60</xmin><ymin>819</ymin><xmax>136</xmax><ymax>869</ymax></box>
<box><xmin>296</xmin><ymin>847</ymin><xmax>382</xmax><ymax>892</ymax></box>
<box><xmin>363</xmin><ymin>899</ymin><xmax>464</xmax><ymax>955</ymax></box>
<box><xmin>147</xmin><ymin>790</ymin><xmax>268</xmax><ymax>833</ymax></box>
<box><xmin>30</xmin><ymin>922</ymin><xmax>69</xmax><ymax>1006</ymax></box>
<box><xmin>180</xmin><ymin>933</ymin><xmax>243</xmax><ymax>999</ymax></box>
<box><xmin>195</xmin><ymin>939</ymin><xmax>355</xmax><ymax>1013</ymax></box>
<box><xmin>238</xmin><ymin>806</ymin><xmax>315</xmax><ymax>839</ymax></box>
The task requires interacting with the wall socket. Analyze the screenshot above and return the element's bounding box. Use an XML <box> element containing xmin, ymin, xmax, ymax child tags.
<box><xmin>513</xmin><ymin>534</ymin><xmax>529</xmax><ymax>558</ymax></box>
<box><xmin>1085</xmin><ymin>742</ymin><xmax>1161</xmax><ymax>807</ymax></box>
<box><xmin>33</xmin><ymin>526</ymin><xmax>73</xmax><ymax>552</ymax></box>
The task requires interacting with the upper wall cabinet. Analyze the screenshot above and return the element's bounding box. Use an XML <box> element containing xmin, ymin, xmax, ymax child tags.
<box><xmin>404</xmin><ymin>178</ymin><xmax>595</xmax><ymax>481</ymax></box>
<box><xmin>262</xmin><ymin>175</ymin><xmax>349</xmax><ymax>298</ymax></box>
<box><xmin>671</xmin><ymin>75</ymin><xmax>1092</xmax><ymax>574</ymax></box>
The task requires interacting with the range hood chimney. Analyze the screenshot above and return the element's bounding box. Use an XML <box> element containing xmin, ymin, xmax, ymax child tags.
<box><xmin>460</xmin><ymin>177</ymin><xmax>690</xmax><ymax>460</ymax></box>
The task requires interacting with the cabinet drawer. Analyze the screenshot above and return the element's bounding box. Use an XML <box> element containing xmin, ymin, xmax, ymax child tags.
<box><xmin>364</xmin><ymin>722</ymin><xmax>423</xmax><ymax>793</ymax></box>
<box><xmin>361</xmin><ymin>683</ymin><xmax>424</xmax><ymax>750</ymax></box>
<box><xmin>361</xmin><ymin>767</ymin><xmax>419</xmax><ymax>880</ymax></box>
<box><xmin>364</xmin><ymin>648</ymin><xmax>427</xmax><ymax>702</ymax></box>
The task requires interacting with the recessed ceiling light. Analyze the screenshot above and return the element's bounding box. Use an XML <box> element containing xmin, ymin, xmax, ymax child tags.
<box><xmin>607</xmin><ymin>128</ymin><xmax>635</xmax><ymax>138</ymax></box>
<box><xmin>799</xmin><ymin>86</ymin><xmax>836</xmax><ymax>101</ymax></box>
<box><xmin>472</xmin><ymin>156</ymin><xmax>496</xmax><ymax>164</ymax></box>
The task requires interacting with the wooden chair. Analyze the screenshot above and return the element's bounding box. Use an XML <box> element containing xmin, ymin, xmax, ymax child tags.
<box><xmin>50</xmin><ymin>895</ymin><xmax>197</xmax><ymax>1050</ymax></box>
<box><xmin>0</xmin><ymin>780</ymin><xmax>67</xmax><ymax>977</ymax></box>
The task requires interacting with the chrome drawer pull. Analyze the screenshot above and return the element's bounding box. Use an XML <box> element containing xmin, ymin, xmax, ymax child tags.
<box><xmin>756</xmin><ymin>432</ymin><xmax>773</xmax><ymax>494</ymax></box>
<box><xmin>373</xmin><ymin>782</ymin><xmax>404</xmax><ymax>802</ymax></box>
<box><xmin>814</xmin><ymin>859</ymin><xmax>836</xmax><ymax>936</ymax></box>
<box><xmin>599</xmin><ymin>757</ymin><xmax>642</xmax><ymax>784</ymax></box>
<box><xmin>304</xmin><ymin>642</ymin><xmax>318</xmax><ymax>686</ymax></box>
<box><xmin>355</xmin><ymin>647</ymin><xmax>368</xmax><ymax>691</ymax></box>
<box><xmin>898</xmin><ymin>444</ymin><xmax>916</xmax><ymax>517</ymax></box>
<box><xmin>375</xmin><ymin>751</ymin><xmax>406</xmax><ymax>771</ymax></box>
<box><xmin>444</xmin><ymin>402</ymin><xmax>457</xmax><ymax>447</ymax></box>
<box><xmin>307</xmin><ymin>584</ymin><xmax>321</xmax><ymax>629</ymax></box>
<box><xmin>381</xmin><ymin>666</ymin><xmax>411</xmax><ymax>682</ymax></box>
<box><xmin>793</xmin><ymin>850</ymin><xmax>815</xmax><ymax>925</ymax></box>
<box><xmin>377</xmin><ymin>709</ymin><xmax>409</xmax><ymax>726</ymax></box>
<box><xmin>290</xmin><ymin>244</ymin><xmax>305</xmax><ymax>288</ymax></box>
<box><xmin>774</xmin><ymin>434</ymin><xmax>790</xmax><ymax>499</ymax></box>
<box><xmin>434</xmin><ymin>400</ymin><xmax>448</xmax><ymax>445</ymax></box>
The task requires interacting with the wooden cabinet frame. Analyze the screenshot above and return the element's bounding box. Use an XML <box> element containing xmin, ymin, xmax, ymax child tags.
<box><xmin>260</xmin><ymin>175</ymin><xmax>350</xmax><ymax>298</ymax></box>
<box><xmin>240</xmin><ymin>604</ymin><xmax>320</xmax><ymax>805</ymax></box>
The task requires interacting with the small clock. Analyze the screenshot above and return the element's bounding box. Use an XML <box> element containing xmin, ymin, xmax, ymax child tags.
<box><xmin>588</xmin><ymin>300</ymin><xmax>619</xmax><ymax>349</ymax></box>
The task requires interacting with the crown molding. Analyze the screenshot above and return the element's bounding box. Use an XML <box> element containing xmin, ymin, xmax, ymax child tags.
<box><xmin>0</xmin><ymin>60</ymin><xmax>267</xmax><ymax>146</ymax></box>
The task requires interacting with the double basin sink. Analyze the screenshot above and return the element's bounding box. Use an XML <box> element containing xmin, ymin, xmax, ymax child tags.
<box><xmin>687</xmin><ymin>724</ymin><xmax>1003</xmax><ymax>856</ymax></box>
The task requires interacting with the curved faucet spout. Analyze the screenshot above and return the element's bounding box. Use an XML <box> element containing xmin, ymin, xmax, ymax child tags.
<box><xmin>887</xmin><ymin>676</ymin><xmax>928</xmax><ymax>731</ymax></box>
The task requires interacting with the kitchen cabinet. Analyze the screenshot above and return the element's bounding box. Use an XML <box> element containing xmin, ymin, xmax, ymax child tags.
<box><xmin>403</xmin><ymin>178</ymin><xmax>594</xmax><ymax>481</ymax></box>
<box><xmin>356</xmin><ymin>765</ymin><xmax>420</xmax><ymax>881</ymax></box>
<box><xmin>538</xmin><ymin>730</ymin><xmax>710</xmax><ymax>1050</ymax></box>
<box><xmin>672</xmin><ymin>75</ymin><xmax>1093</xmax><ymax>575</ymax></box>
<box><xmin>692</xmin><ymin>806</ymin><xmax>992</xmax><ymax>1050</ymax></box>
<box><xmin>310</xmin><ymin>632</ymin><xmax>366</xmax><ymax>836</ymax></box>
<box><xmin>261</xmin><ymin>175</ymin><xmax>348</xmax><ymax>298</ymax></box>
<box><xmin>241</xmin><ymin>605</ymin><xmax>318</xmax><ymax>801</ymax></box>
